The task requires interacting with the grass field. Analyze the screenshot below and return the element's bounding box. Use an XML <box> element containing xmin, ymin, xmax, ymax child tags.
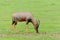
<box><xmin>0</xmin><ymin>0</ymin><xmax>60</xmax><ymax>40</ymax></box>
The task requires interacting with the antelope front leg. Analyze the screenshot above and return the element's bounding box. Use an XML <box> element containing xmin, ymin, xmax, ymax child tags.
<box><xmin>26</xmin><ymin>25</ymin><xmax>28</xmax><ymax>32</ymax></box>
<box><xmin>14</xmin><ymin>24</ymin><xmax>18</xmax><ymax>32</ymax></box>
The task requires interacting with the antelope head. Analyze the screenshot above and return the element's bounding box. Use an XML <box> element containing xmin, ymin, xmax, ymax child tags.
<box><xmin>32</xmin><ymin>18</ymin><xmax>40</xmax><ymax>33</ymax></box>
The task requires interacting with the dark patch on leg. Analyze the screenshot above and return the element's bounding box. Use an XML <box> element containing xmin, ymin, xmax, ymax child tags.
<box><xmin>12</xmin><ymin>21</ymin><xmax>17</xmax><ymax>25</ymax></box>
<box><xmin>26</xmin><ymin>19</ymin><xmax>32</xmax><ymax>25</ymax></box>
<box><xmin>12</xmin><ymin>17</ymin><xmax>17</xmax><ymax>25</ymax></box>
<box><xmin>14</xmin><ymin>21</ymin><xmax>17</xmax><ymax>25</ymax></box>
<box><xmin>12</xmin><ymin>21</ymin><xmax>15</xmax><ymax>25</ymax></box>
<box><xmin>28</xmin><ymin>19</ymin><xmax>32</xmax><ymax>22</ymax></box>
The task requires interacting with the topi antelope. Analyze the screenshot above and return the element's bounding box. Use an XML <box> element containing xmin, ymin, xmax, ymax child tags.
<box><xmin>10</xmin><ymin>12</ymin><xmax>40</xmax><ymax>33</ymax></box>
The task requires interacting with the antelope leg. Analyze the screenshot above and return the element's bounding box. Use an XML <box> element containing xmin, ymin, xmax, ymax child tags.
<box><xmin>26</xmin><ymin>25</ymin><xmax>28</xmax><ymax>32</ymax></box>
<box><xmin>14</xmin><ymin>24</ymin><xmax>17</xmax><ymax>32</ymax></box>
<box><xmin>10</xmin><ymin>25</ymin><xmax>12</xmax><ymax>32</ymax></box>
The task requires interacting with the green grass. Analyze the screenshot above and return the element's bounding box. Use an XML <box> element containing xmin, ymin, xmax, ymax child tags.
<box><xmin>0</xmin><ymin>0</ymin><xmax>60</xmax><ymax>40</ymax></box>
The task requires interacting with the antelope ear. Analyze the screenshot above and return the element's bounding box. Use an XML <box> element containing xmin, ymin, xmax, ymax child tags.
<box><xmin>37</xmin><ymin>19</ymin><xmax>40</xmax><ymax>25</ymax></box>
